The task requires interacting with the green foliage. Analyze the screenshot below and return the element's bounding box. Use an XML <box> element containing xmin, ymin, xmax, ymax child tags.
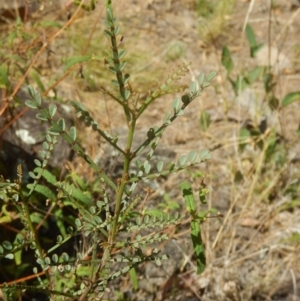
<box><xmin>0</xmin><ymin>1</ymin><xmax>216</xmax><ymax>300</ymax></box>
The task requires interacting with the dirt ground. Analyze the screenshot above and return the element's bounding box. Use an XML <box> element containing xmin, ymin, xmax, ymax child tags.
<box><xmin>1</xmin><ymin>0</ymin><xmax>300</xmax><ymax>300</ymax></box>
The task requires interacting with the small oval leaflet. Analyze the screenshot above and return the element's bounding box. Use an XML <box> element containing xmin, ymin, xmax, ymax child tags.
<box><xmin>52</xmin><ymin>254</ymin><xmax>58</xmax><ymax>263</ymax></box>
<box><xmin>46</xmin><ymin>134</ymin><xmax>52</xmax><ymax>142</ymax></box>
<box><xmin>119</xmin><ymin>61</ymin><xmax>127</xmax><ymax>72</ymax></box>
<box><xmin>44</xmin><ymin>257</ymin><xmax>51</xmax><ymax>265</ymax></box>
<box><xmin>172</xmin><ymin>97</ymin><xmax>180</xmax><ymax>112</ymax></box>
<box><xmin>57</xmin><ymin>235</ymin><xmax>63</xmax><ymax>243</ymax></box>
<box><xmin>96</xmin><ymin>201</ymin><xmax>105</xmax><ymax>209</ymax></box>
<box><xmin>114</xmin><ymin>26</ymin><xmax>120</xmax><ymax>36</ymax></box>
<box><xmin>189</xmin><ymin>150</ymin><xmax>197</xmax><ymax>163</ymax></box>
<box><xmin>143</xmin><ymin>161</ymin><xmax>151</xmax><ymax>174</ymax></box>
<box><xmin>34</xmin><ymin>159</ymin><xmax>41</xmax><ymax>167</ymax></box>
<box><xmin>206</xmin><ymin>70</ymin><xmax>217</xmax><ymax>82</ymax></box>
<box><xmin>179</xmin><ymin>154</ymin><xmax>187</xmax><ymax>166</ymax></box>
<box><xmin>25</xmin><ymin>100</ymin><xmax>38</xmax><ymax>109</ymax></box>
<box><xmin>168</xmin><ymin>162</ymin><xmax>176</xmax><ymax>171</ymax></box>
<box><xmin>62</xmin><ymin>252</ymin><xmax>69</xmax><ymax>262</ymax></box>
<box><xmin>2</xmin><ymin>240</ymin><xmax>12</xmax><ymax>250</ymax></box>
<box><xmin>43</xmin><ymin>142</ymin><xmax>49</xmax><ymax>150</ymax></box>
<box><xmin>189</xmin><ymin>81</ymin><xmax>197</xmax><ymax>93</ymax></box>
<box><xmin>118</xmin><ymin>49</ymin><xmax>126</xmax><ymax>60</ymax></box>
<box><xmin>69</xmin><ymin>126</ymin><xmax>77</xmax><ymax>141</ymax></box>
<box><xmin>89</xmin><ymin>206</ymin><xmax>96</xmax><ymax>214</ymax></box>
<box><xmin>176</xmin><ymin>110</ymin><xmax>184</xmax><ymax>116</ymax></box>
<box><xmin>198</xmin><ymin>72</ymin><xmax>205</xmax><ymax>85</ymax></box>
<box><xmin>199</xmin><ymin>149</ymin><xmax>211</xmax><ymax>161</ymax></box>
<box><xmin>125</xmin><ymin>89</ymin><xmax>131</xmax><ymax>100</ymax></box>
<box><xmin>57</xmin><ymin>118</ymin><xmax>66</xmax><ymax>131</ymax></box>
<box><xmin>75</xmin><ymin>218</ymin><xmax>82</xmax><ymax>227</ymax></box>
<box><xmin>17</xmin><ymin>236</ymin><xmax>24</xmax><ymax>244</ymax></box>
<box><xmin>48</xmin><ymin>125</ymin><xmax>61</xmax><ymax>136</ymax></box>
<box><xmin>48</xmin><ymin>104</ymin><xmax>57</xmax><ymax>118</ymax></box>
<box><xmin>36</xmin><ymin>112</ymin><xmax>48</xmax><ymax>121</ymax></box>
<box><xmin>5</xmin><ymin>253</ymin><xmax>14</xmax><ymax>260</ymax></box>
<box><xmin>157</xmin><ymin>161</ymin><xmax>164</xmax><ymax>173</ymax></box>
<box><xmin>29</xmin><ymin>171</ymin><xmax>37</xmax><ymax>179</ymax></box>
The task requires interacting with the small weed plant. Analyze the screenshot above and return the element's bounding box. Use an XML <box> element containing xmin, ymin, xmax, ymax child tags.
<box><xmin>0</xmin><ymin>1</ymin><xmax>217</xmax><ymax>300</ymax></box>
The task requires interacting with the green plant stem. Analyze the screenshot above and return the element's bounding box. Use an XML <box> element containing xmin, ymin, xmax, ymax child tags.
<box><xmin>22</xmin><ymin>197</ymin><xmax>51</xmax><ymax>284</ymax></box>
<box><xmin>90</xmin><ymin>231</ymin><xmax>100</xmax><ymax>281</ymax></box>
<box><xmin>106</xmin><ymin>2</ymin><xmax>131</xmax><ymax>124</ymax></box>
<box><xmin>110</xmin><ymin>118</ymin><xmax>136</xmax><ymax>242</ymax></box>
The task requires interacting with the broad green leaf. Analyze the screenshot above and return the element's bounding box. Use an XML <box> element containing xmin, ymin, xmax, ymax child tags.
<box><xmin>64</xmin><ymin>56</ymin><xmax>91</xmax><ymax>71</ymax></box>
<box><xmin>263</xmin><ymin>72</ymin><xmax>276</xmax><ymax>93</ymax></box>
<box><xmin>30</xmin><ymin>69</ymin><xmax>46</xmax><ymax>92</ymax></box>
<box><xmin>246</xmin><ymin>66</ymin><xmax>264</xmax><ymax>84</ymax></box>
<box><xmin>200</xmin><ymin>110</ymin><xmax>211</xmax><ymax>131</ymax></box>
<box><xmin>199</xmin><ymin>188</ymin><xmax>208</xmax><ymax>204</ymax></box>
<box><xmin>70</xmin><ymin>172</ymin><xmax>87</xmax><ymax>191</ymax></box>
<box><xmin>190</xmin><ymin>219</ymin><xmax>206</xmax><ymax>274</ymax></box>
<box><xmin>230</xmin><ymin>75</ymin><xmax>248</xmax><ymax>95</ymax></box>
<box><xmin>68</xmin><ymin>184</ymin><xmax>92</xmax><ymax>205</ymax></box>
<box><xmin>245</xmin><ymin>24</ymin><xmax>263</xmax><ymax>57</ymax></box>
<box><xmin>27</xmin><ymin>184</ymin><xmax>56</xmax><ymax>201</ymax></box>
<box><xmin>245</xmin><ymin>24</ymin><xmax>257</xmax><ymax>48</ymax></box>
<box><xmin>180</xmin><ymin>182</ymin><xmax>206</xmax><ymax>274</ymax></box>
<box><xmin>0</xmin><ymin>63</ymin><xmax>9</xmax><ymax>89</ymax></box>
<box><xmin>36</xmin><ymin>168</ymin><xmax>57</xmax><ymax>184</ymax></box>
<box><xmin>14</xmin><ymin>249</ymin><xmax>22</xmax><ymax>265</ymax></box>
<box><xmin>180</xmin><ymin>181</ymin><xmax>196</xmax><ymax>214</ymax></box>
<box><xmin>282</xmin><ymin>91</ymin><xmax>300</xmax><ymax>107</ymax></box>
<box><xmin>221</xmin><ymin>46</ymin><xmax>234</xmax><ymax>73</ymax></box>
